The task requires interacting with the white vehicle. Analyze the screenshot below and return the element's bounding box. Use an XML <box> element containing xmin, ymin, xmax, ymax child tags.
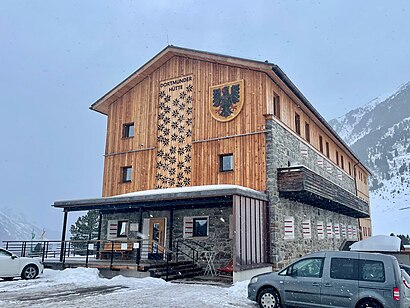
<box><xmin>0</xmin><ymin>247</ymin><xmax>44</xmax><ymax>280</ymax></box>
<box><xmin>401</xmin><ymin>269</ymin><xmax>410</xmax><ymax>307</ymax></box>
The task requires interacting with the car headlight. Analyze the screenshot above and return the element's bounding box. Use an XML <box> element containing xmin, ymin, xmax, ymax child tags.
<box><xmin>250</xmin><ymin>277</ymin><xmax>258</xmax><ymax>284</ymax></box>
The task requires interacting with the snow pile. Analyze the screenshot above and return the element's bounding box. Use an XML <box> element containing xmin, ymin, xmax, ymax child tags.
<box><xmin>0</xmin><ymin>268</ymin><xmax>254</xmax><ymax>308</ymax></box>
<box><xmin>115</xmin><ymin>184</ymin><xmax>260</xmax><ymax>198</ymax></box>
<box><xmin>43</xmin><ymin>267</ymin><xmax>103</xmax><ymax>285</ymax></box>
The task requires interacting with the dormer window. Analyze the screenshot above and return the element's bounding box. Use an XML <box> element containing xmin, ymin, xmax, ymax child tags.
<box><xmin>123</xmin><ymin>123</ymin><xmax>135</xmax><ymax>138</ymax></box>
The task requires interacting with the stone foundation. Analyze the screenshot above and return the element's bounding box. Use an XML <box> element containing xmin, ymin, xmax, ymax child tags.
<box><xmin>266</xmin><ymin>119</ymin><xmax>360</xmax><ymax>269</ymax></box>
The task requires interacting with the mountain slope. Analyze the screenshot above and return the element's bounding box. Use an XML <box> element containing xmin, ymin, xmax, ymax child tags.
<box><xmin>330</xmin><ymin>82</ymin><xmax>410</xmax><ymax>235</ymax></box>
<box><xmin>0</xmin><ymin>207</ymin><xmax>59</xmax><ymax>245</ymax></box>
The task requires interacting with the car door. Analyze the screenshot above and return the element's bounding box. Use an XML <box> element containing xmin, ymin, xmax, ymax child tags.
<box><xmin>283</xmin><ymin>257</ymin><xmax>325</xmax><ymax>307</ymax></box>
<box><xmin>320</xmin><ymin>254</ymin><xmax>359</xmax><ymax>308</ymax></box>
<box><xmin>0</xmin><ymin>249</ymin><xmax>20</xmax><ymax>277</ymax></box>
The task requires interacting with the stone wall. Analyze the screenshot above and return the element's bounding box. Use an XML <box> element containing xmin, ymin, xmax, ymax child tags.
<box><xmin>101</xmin><ymin>205</ymin><xmax>232</xmax><ymax>268</ymax></box>
<box><xmin>173</xmin><ymin>206</ymin><xmax>232</xmax><ymax>269</ymax></box>
<box><xmin>266</xmin><ymin>119</ymin><xmax>360</xmax><ymax>269</ymax></box>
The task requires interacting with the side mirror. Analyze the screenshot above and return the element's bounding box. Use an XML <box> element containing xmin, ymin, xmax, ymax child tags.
<box><xmin>11</xmin><ymin>255</ymin><xmax>18</xmax><ymax>259</ymax></box>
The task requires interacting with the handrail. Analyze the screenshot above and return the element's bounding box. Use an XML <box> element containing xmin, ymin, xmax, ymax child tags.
<box><xmin>173</xmin><ymin>238</ymin><xmax>213</xmax><ymax>265</ymax></box>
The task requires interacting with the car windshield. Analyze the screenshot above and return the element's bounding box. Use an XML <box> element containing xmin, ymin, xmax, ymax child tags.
<box><xmin>0</xmin><ymin>249</ymin><xmax>12</xmax><ymax>257</ymax></box>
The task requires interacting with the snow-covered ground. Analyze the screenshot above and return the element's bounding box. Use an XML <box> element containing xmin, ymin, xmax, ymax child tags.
<box><xmin>0</xmin><ymin>268</ymin><xmax>255</xmax><ymax>308</ymax></box>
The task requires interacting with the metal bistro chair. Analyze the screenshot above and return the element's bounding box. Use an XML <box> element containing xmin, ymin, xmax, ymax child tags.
<box><xmin>202</xmin><ymin>251</ymin><xmax>216</xmax><ymax>276</ymax></box>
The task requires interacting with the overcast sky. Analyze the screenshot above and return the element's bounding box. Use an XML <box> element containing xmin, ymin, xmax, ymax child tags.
<box><xmin>1</xmin><ymin>0</ymin><xmax>410</xmax><ymax>233</ymax></box>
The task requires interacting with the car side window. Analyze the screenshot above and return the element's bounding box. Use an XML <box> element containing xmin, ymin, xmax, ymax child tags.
<box><xmin>330</xmin><ymin>258</ymin><xmax>359</xmax><ymax>280</ymax></box>
<box><xmin>359</xmin><ymin>260</ymin><xmax>385</xmax><ymax>282</ymax></box>
<box><xmin>289</xmin><ymin>258</ymin><xmax>324</xmax><ymax>278</ymax></box>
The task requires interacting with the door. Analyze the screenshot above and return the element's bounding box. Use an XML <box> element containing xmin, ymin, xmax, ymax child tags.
<box><xmin>320</xmin><ymin>255</ymin><xmax>359</xmax><ymax>308</ymax></box>
<box><xmin>0</xmin><ymin>249</ymin><xmax>20</xmax><ymax>277</ymax></box>
<box><xmin>283</xmin><ymin>257</ymin><xmax>324</xmax><ymax>307</ymax></box>
<box><xmin>148</xmin><ymin>218</ymin><xmax>166</xmax><ymax>260</ymax></box>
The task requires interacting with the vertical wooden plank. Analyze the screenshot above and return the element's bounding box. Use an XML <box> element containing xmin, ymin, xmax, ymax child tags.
<box><xmin>255</xmin><ymin>200</ymin><xmax>261</xmax><ymax>263</ymax></box>
<box><xmin>245</xmin><ymin>197</ymin><xmax>252</xmax><ymax>265</ymax></box>
<box><xmin>251</xmin><ymin>198</ymin><xmax>256</xmax><ymax>264</ymax></box>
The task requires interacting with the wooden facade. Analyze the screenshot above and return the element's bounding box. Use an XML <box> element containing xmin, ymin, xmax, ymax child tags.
<box><xmin>96</xmin><ymin>46</ymin><xmax>370</xmax><ymax>203</ymax></box>
<box><xmin>50</xmin><ymin>46</ymin><xmax>375</xmax><ymax>279</ymax></box>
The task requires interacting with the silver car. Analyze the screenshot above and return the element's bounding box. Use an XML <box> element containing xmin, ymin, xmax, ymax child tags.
<box><xmin>0</xmin><ymin>247</ymin><xmax>44</xmax><ymax>280</ymax></box>
<box><xmin>248</xmin><ymin>251</ymin><xmax>407</xmax><ymax>308</ymax></box>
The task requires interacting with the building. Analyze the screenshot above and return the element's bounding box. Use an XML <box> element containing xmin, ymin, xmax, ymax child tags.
<box><xmin>53</xmin><ymin>46</ymin><xmax>371</xmax><ymax>281</ymax></box>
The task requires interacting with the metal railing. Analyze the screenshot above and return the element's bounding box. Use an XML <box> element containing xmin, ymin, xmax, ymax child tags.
<box><xmin>2</xmin><ymin>239</ymin><xmax>174</xmax><ymax>280</ymax></box>
<box><xmin>173</xmin><ymin>238</ymin><xmax>213</xmax><ymax>265</ymax></box>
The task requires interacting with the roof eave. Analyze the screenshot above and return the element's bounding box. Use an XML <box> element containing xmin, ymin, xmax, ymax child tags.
<box><xmin>89</xmin><ymin>45</ymin><xmax>275</xmax><ymax>115</ymax></box>
<box><xmin>271</xmin><ymin>65</ymin><xmax>372</xmax><ymax>175</ymax></box>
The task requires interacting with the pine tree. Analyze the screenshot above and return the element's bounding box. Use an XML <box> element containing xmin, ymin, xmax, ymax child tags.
<box><xmin>70</xmin><ymin>210</ymin><xmax>99</xmax><ymax>254</ymax></box>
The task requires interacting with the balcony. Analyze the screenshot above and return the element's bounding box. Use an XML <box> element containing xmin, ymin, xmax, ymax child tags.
<box><xmin>277</xmin><ymin>166</ymin><xmax>369</xmax><ymax>218</ymax></box>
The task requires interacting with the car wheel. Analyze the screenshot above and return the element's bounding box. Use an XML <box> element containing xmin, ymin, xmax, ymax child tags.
<box><xmin>357</xmin><ymin>299</ymin><xmax>383</xmax><ymax>308</ymax></box>
<box><xmin>258</xmin><ymin>287</ymin><xmax>282</xmax><ymax>308</ymax></box>
<box><xmin>21</xmin><ymin>264</ymin><xmax>38</xmax><ymax>280</ymax></box>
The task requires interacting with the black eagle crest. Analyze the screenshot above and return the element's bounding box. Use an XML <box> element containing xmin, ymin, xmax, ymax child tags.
<box><xmin>212</xmin><ymin>83</ymin><xmax>240</xmax><ymax>118</ymax></box>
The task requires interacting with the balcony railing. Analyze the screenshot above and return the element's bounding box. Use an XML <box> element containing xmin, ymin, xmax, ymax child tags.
<box><xmin>277</xmin><ymin>166</ymin><xmax>369</xmax><ymax>218</ymax></box>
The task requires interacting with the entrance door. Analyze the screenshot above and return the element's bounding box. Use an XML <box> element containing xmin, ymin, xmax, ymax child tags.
<box><xmin>148</xmin><ymin>218</ymin><xmax>166</xmax><ymax>260</ymax></box>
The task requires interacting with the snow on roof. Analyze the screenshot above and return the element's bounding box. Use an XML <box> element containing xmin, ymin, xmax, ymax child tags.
<box><xmin>112</xmin><ymin>184</ymin><xmax>261</xmax><ymax>198</ymax></box>
<box><xmin>350</xmin><ymin>235</ymin><xmax>402</xmax><ymax>252</ymax></box>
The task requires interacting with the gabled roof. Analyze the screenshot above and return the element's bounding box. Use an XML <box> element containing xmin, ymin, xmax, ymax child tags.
<box><xmin>90</xmin><ymin>45</ymin><xmax>277</xmax><ymax>115</ymax></box>
<box><xmin>89</xmin><ymin>45</ymin><xmax>371</xmax><ymax>173</ymax></box>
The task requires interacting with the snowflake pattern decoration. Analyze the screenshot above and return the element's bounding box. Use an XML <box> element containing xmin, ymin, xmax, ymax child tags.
<box><xmin>156</xmin><ymin>75</ymin><xmax>193</xmax><ymax>188</ymax></box>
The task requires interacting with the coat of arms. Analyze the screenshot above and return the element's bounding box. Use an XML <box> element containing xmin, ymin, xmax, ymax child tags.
<box><xmin>209</xmin><ymin>80</ymin><xmax>244</xmax><ymax>122</ymax></box>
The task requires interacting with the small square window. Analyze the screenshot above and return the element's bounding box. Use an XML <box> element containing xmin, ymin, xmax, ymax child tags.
<box><xmin>122</xmin><ymin>166</ymin><xmax>132</xmax><ymax>182</ymax></box>
<box><xmin>123</xmin><ymin>123</ymin><xmax>135</xmax><ymax>138</ymax></box>
<box><xmin>117</xmin><ymin>220</ymin><xmax>128</xmax><ymax>237</ymax></box>
<box><xmin>220</xmin><ymin>154</ymin><xmax>233</xmax><ymax>172</ymax></box>
<box><xmin>193</xmin><ymin>217</ymin><xmax>208</xmax><ymax>237</ymax></box>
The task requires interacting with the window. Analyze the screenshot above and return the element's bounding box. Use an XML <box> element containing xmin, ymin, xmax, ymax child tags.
<box><xmin>116</xmin><ymin>220</ymin><xmax>128</xmax><ymax>237</ymax></box>
<box><xmin>341</xmin><ymin>155</ymin><xmax>344</xmax><ymax>169</ymax></box>
<box><xmin>273</xmin><ymin>94</ymin><xmax>281</xmax><ymax>119</ymax></box>
<box><xmin>305</xmin><ymin>122</ymin><xmax>310</xmax><ymax>143</ymax></box>
<box><xmin>326</xmin><ymin>142</ymin><xmax>330</xmax><ymax>158</ymax></box>
<box><xmin>360</xmin><ymin>260</ymin><xmax>385</xmax><ymax>282</ymax></box>
<box><xmin>319</xmin><ymin>135</ymin><xmax>323</xmax><ymax>153</ymax></box>
<box><xmin>349</xmin><ymin>162</ymin><xmax>352</xmax><ymax>175</ymax></box>
<box><xmin>220</xmin><ymin>154</ymin><xmax>233</xmax><ymax>172</ymax></box>
<box><xmin>123</xmin><ymin>123</ymin><xmax>135</xmax><ymax>138</ymax></box>
<box><xmin>288</xmin><ymin>258</ymin><xmax>324</xmax><ymax>278</ymax></box>
<box><xmin>331</xmin><ymin>258</ymin><xmax>358</xmax><ymax>280</ymax></box>
<box><xmin>193</xmin><ymin>217</ymin><xmax>208</xmax><ymax>237</ymax></box>
<box><xmin>295</xmin><ymin>113</ymin><xmax>301</xmax><ymax>135</ymax></box>
<box><xmin>122</xmin><ymin>166</ymin><xmax>132</xmax><ymax>182</ymax></box>
<box><xmin>336</xmin><ymin>151</ymin><xmax>339</xmax><ymax>165</ymax></box>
